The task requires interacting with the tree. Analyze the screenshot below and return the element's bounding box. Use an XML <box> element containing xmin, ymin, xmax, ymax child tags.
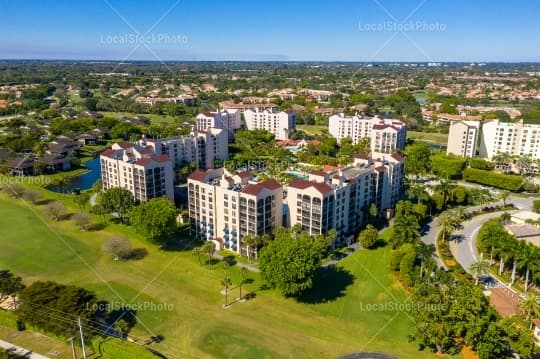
<box><xmin>45</xmin><ymin>201</ymin><xmax>67</xmax><ymax>221</ymax></box>
<box><xmin>17</xmin><ymin>281</ymin><xmax>97</xmax><ymax>337</ymax></box>
<box><xmin>114</xmin><ymin>319</ymin><xmax>130</xmax><ymax>340</ymax></box>
<box><xmin>259</xmin><ymin>233</ymin><xmax>322</xmax><ymax>297</ymax></box>
<box><xmin>0</xmin><ymin>270</ymin><xmax>25</xmax><ymax>308</ymax></box>
<box><xmin>438</xmin><ymin>211</ymin><xmax>459</xmax><ymax>243</ymax></box>
<box><xmin>501</xmin><ymin>316</ymin><xmax>536</xmax><ymax>358</ymax></box>
<box><xmin>238</xmin><ymin>267</ymin><xmax>248</xmax><ymax>300</ymax></box>
<box><xmin>435</xmin><ymin>180</ymin><xmax>455</xmax><ymax>210</ymax></box>
<box><xmin>3</xmin><ymin>183</ymin><xmax>25</xmax><ymax>198</ymax></box>
<box><xmin>102</xmin><ymin>237</ymin><xmax>133</xmax><ymax>260</ymax></box>
<box><xmin>358</xmin><ymin>225</ymin><xmax>378</xmax><ymax>249</ymax></box>
<box><xmin>22</xmin><ymin>189</ymin><xmax>42</xmax><ymax>204</ymax></box>
<box><xmin>519</xmin><ymin>294</ymin><xmax>540</xmax><ymax>322</ymax></box>
<box><xmin>407</xmin><ymin>183</ymin><xmax>427</xmax><ymax>204</ymax></box>
<box><xmin>221</xmin><ymin>263</ymin><xmax>232</xmax><ymax>307</ymax></box>
<box><xmin>72</xmin><ymin>212</ymin><xmax>92</xmax><ymax>231</ymax></box>
<box><xmin>73</xmin><ymin>192</ymin><xmax>90</xmax><ymax>212</ymax></box>
<box><xmin>368</xmin><ymin>203</ymin><xmax>378</xmax><ymax>223</ymax></box>
<box><xmin>242</xmin><ymin>235</ymin><xmax>262</xmax><ymax>264</ymax></box>
<box><xmin>192</xmin><ymin>247</ymin><xmax>202</xmax><ymax>265</ymax></box>
<box><xmin>469</xmin><ymin>260</ymin><xmax>491</xmax><ymax>285</ymax></box>
<box><xmin>404</xmin><ymin>141</ymin><xmax>432</xmax><ymax>179</ymax></box>
<box><xmin>129</xmin><ymin>197</ymin><xmax>177</xmax><ymax>245</ymax></box>
<box><xmin>517</xmin><ymin>244</ymin><xmax>538</xmax><ymax>294</ymax></box>
<box><xmin>391</xmin><ymin>201</ymin><xmax>421</xmax><ymax>249</ymax></box>
<box><xmin>97</xmin><ymin>188</ymin><xmax>134</xmax><ymax>224</ymax></box>
<box><xmin>499</xmin><ymin>190</ymin><xmax>511</xmax><ymax>209</ymax></box>
<box><xmin>201</xmin><ymin>241</ymin><xmax>215</xmax><ymax>267</ymax></box>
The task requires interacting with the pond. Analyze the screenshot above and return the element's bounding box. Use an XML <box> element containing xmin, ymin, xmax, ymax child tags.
<box><xmin>47</xmin><ymin>157</ymin><xmax>101</xmax><ymax>194</ymax></box>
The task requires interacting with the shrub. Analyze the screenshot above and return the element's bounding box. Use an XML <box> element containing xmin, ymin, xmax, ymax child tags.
<box><xmin>463</xmin><ymin>168</ymin><xmax>523</xmax><ymax>191</ymax></box>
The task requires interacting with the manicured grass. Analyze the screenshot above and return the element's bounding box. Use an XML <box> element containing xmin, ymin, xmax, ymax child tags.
<box><xmin>296</xmin><ymin>124</ymin><xmax>328</xmax><ymax>136</ymax></box>
<box><xmin>0</xmin><ymin>191</ymin><xmax>452</xmax><ymax>358</ymax></box>
<box><xmin>100</xmin><ymin>111</ymin><xmax>181</xmax><ymax>124</ymax></box>
<box><xmin>408</xmin><ymin>131</ymin><xmax>448</xmax><ymax>146</ymax></box>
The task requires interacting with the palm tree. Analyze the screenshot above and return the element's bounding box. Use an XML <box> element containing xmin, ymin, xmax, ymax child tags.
<box><xmin>114</xmin><ymin>319</ymin><xmax>130</xmax><ymax>340</ymax></box>
<box><xmin>435</xmin><ymin>180</ymin><xmax>455</xmax><ymax>209</ymax></box>
<box><xmin>438</xmin><ymin>211</ymin><xmax>459</xmax><ymax>243</ymax></box>
<box><xmin>469</xmin><ymin>259</ymin><xmax>491</xmax><ymax>285</ymax></box>
<box><xmin>516</xmin><ymin>154</ymin><xmax>533</xmax><ymax>178</ymax></box>
<box><xmin>192</xmin><ymin>247</ymin><xmax>202</xmax><ymax>265</ymax></box>
<box><xmin>202</xmin><ymin>241</ymin><xmax>215</xmax><ymax>268</ymax></box>
<box><xmin>417</xmin><ymin>243</ymin><xmax>435</xmax><ymax>278</ymax></box>
<box><xmin>499</xmin><ymin>190</ymin><xmax>511</xmax><ymax>209</ymax></box>
<box><xmin>407</xmin><ymin>183</ymin><xmax>427</xmax><ymax>204</ymax></box>
<box><xmin>242</xmin><ymin>235</ymin><xmax>258</xmax><ymax>264</ymax></box>
<box><xmin>519</xmin><ymin>294</ymin><xmax>540</xmax><ymax>322</ymax></box>
<box><xmin>221</xmin><ymin>278</ymin><xmax>232</xmax><ymax>307</ymax></box>
<box><xmin>518</xmin><ymin>244</ymin><xmax>538</xmax><ymax>294</ymax></box>
<box><xmin>239</xmin><ymin>267</ymin><xmax>248</xmax><ymax>300</ymax></box>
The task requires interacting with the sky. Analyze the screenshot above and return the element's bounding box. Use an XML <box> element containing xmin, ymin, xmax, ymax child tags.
<box><xmin>0</xmin><ymin>0</ymin><xmax>539</xmax><ymax>62</ymax></box>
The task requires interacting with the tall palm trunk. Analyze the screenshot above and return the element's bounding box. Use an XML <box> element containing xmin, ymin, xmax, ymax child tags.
<box><xmin>510</xmin><ymin>261</ymin><xmax>517</xmax><ymax>285</ymax></box>
<box><xmin>525</xmin><ymin>268</ymin><xmax>530</xmax><ymax>294</ymax></box>
<box><xmin>499</xmin><ymin>258</ymin><xmax>504</xmax><ymax>275</ymax></box>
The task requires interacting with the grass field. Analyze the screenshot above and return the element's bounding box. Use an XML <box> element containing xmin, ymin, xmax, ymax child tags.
<box><xmin>0</xmin><ymin>188</ymin><xmax>454</xmax><ymax>358</ymax></box>
<box><xmin>296</xmin><ymin>124</ymin><xmax>328</xmax><ymax>136</ymax></box>
<box><xmin>407</xmin><ymin>131</ymin><xmax>449</xmax><ymax>146</ymax></box>
<box><xmin>100</xmin><ymin>111</ymin><xmax>181</xmax><ymax>125</ymax></box>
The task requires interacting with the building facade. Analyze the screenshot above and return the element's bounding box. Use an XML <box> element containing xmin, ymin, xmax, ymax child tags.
<box><xmin>243</xmin><ymin>108</ymin><xmax>296</xmax><ymax>140</ymax></box>
<box><xmin>100</xmin><ymin>141</ymin><xmax>175</xmax><ymax>203</ymax></box>
<box><xmin>479</xmin><ymin>119</ymin><xmax>540</xmax><ymax>160</ymax></box>
<box><xmin>196</xmin><ymin>109</ymin><xmax>241</xmax><ymax>141</ymax></box>
<box><xmin>139</xmin><ymin>128</ymin><xmax>228</xmax><ymax>170</ymax></box>
<box><xmin>188</xmin><ymin>168</ymin><xmax>283</xmax><ymax>256</ymax></box>
<box><xmin>328</xmin><ymin>114</ymin><xmax>407</xmax><ymax>153</ymax></box>
<box><xmin>286</xmin><ymin>152</ymin><xmax>404</xmax><ymax>245</ymax></box>
<box><xmin>446</xmin><ymin>120</ymin><xmax>480</xmax><ymax>157</ymax></box>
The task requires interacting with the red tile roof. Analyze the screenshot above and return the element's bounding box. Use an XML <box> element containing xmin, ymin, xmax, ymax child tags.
<box><xmin>242</xmin><ymin>179</ymin><xmax>282</xmax><ymax>196</ymax></box>
<box><xmin>374</xmin><ymin>166</ymin><xmax>386</xmax><ymax>172</ymax></box>
<box><xmin>391</xmin><ymin>153</ymin><xmax>404</xmax><ymax>161</ymax></box>
<box><xmin>135</xmin><ymin>158</ymin><xmax>152</xmax><ymax>166</ymax></box>
<box><xmin>322</xmin><ymin>165</ymin><xmax>340</xmax><ymax>173</ymax></box>
<box><xmin>188</xmin><ymin>169</ymin><xmax>210</xmax><ymax>182</ymax></box>
<box><xmin>153</xmin><ymin>155</ymin><xmax>170</xmax><ymax>163</ymax></box>
<box><xmin>116</xmin><ymin>141</ymin><xmax>133</xmax><ymax>149</ymax></box>
<box><xmin>289</xmin><ymin>179</ymin><xmax>332</xmax><ymax>194</ymax></box>
<box><xmin>101</xmin><ymin>149</ymin><xmax>115</xmax><ymax>157</ymax></box>
<box><xmin>235</xmin><ymin>171</ymin><xmax>252</xmax><ymax>179</ymax></box>
<box><xmin>533</xmin><ymin>318</ymin><xmax>540</xmax><ymax>328</ymax></box>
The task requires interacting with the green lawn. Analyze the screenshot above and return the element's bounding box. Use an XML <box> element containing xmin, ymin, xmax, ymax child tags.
<box><xmin>296</xmin><ymin>124</ymin><xmax>328</xmax><ymax>136</ymax></box>
<box><xmin>408</xmin><ymin>131</ymin><xmax>449</xmax><ymax>146</ymax></box>
<box><xmin>0</xmin><ymin>190</ymin><xmax>452</xmax><ymax>359</ymax></box>
<box><xmin>100</xmin><ymin>111</ymin><xmax>181</xmax><ymax>125</ymax></box>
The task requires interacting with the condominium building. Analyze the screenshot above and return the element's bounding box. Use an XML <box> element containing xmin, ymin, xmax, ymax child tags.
<box><xmin>196</xmin><ymin>109</ymin><xmax>241</xmax><ymax>141</ymax></box>
<box><xmin>139</xmin><ymin>128</ymin><xmax>228</xmax><ymax>170</ymax></box>
<box><xmin>446</xmin><ymin>120</ymin><xmax>480</xmax><ymax>157</ymax></box>
<box><xmin>188</xmin><ymin>169</ymin><xmax>283</xmax><ymax>256</ymax></box>
<box><xmin>328</xmin><ymin>114</ymin><xmax>407</xmax><ymax>153</ymax></box>
<box><xmin>243</xmin><ymin>108</ymin><xmax>296</xmax><ymax>140</ymax></box>
<box><xmin>286</xmin><ymin>152</ymin><xmax>404</xmax><ymax>245</ymax></box>
<box><xmin>100</xmin><ymin>141</ymin><xmax>174</xmax><ymax>202</ymax></box>
<box><xmin>479</xmin><ymin>119</ymin><xmax>540</xmax><ymax>160</ymax></box>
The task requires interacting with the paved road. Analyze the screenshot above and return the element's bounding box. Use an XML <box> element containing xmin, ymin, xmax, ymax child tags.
<box><xmin>451</xmin><ymin>211</ymin><xmax>506</xmax><ymax>273</ymax></box>
<box><xmin>421</xmin><ymin>195</ymin><xmax>532</xmax><ymax>271</ymax></box>
<box><xmin>0</xmin><ymin>339</ymin><xmax>49</xmax><ymax>359</ymax></box>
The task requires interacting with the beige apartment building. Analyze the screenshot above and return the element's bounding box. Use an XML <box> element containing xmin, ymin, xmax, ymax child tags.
<box><xmin>243</xmin><ymin>108</ymin><xmax>296</xmax><ymax>140</ymax></box>
<box><xmin>139</xmin><ymin>128</ymin><xmax>228</xmax><ymax>170</ymax></box>
<box><xmin>188</xmin><ymin>168</ymin><xmax>283</xmax><ymax>256</ymax></box>
<box><xmin>286</xmin><ymin>152</ymin><xmax>404</xmax><ymax>245</ymax></box>
<box><xmin>196</xmin><ymin>109</ymin><xmax>241</xmax><ymax>141</ymax></box>
<box><xmin>446</xmin><ymin>120</ymin><xmax>480</xmax><ymax>157</ymax></box>
<box><xmin>479</xmin><ymin>119</ymin><xmax>540</xmax><ymax>160</ymax></box>
<box><xmin>100</xmin><ymin>141</ymin><xmax>175</xmax><ymax>202</ymax></box>
<box><xmin>328</xmin><ymin>114</ymin><xmax>407</xmax><ymax>153</ymax></box>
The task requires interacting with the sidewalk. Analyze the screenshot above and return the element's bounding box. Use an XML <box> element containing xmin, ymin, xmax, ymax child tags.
<box><xmin>0</xmin><ymin>338</ymin><xmax>49</xmax><ymax>359</ymax></box>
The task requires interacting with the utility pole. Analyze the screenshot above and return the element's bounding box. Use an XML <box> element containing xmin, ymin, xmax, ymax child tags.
<box><xmin>68</xmin><ymin>337</ymin><xmax>76</xmax><ymax>359</ymax></box>
<box><xmin>77</xmin><ymin>317</ymin><xmax>87</xmax><ymax>359</ymax></box>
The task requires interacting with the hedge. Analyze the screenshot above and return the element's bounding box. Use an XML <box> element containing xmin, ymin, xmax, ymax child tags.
<box><xmin>463</xmin><ymin>168</ymin><xmax>523</xmax><ymax>191</ymax></box>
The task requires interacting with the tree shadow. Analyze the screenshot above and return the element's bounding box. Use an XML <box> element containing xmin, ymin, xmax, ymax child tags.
<box><xmin>222</xmin><ymin>255</ymin><xmax>237</xmax><ymax>265</ymax></box>
<box><xmin>161</xmin><ymin>238</ymin><xmax>199</xmax><ymax>252</ymax></box>
<box><xmin>88</xmin><ymin>222</ymin><xmax>107</xmax><ymax>231</ymax></box>
<box><xmin>297</xmin><ymin>266</ymin><xmax>355</xmax><ymax>304</ymax></box>
<box><xmin>36</xmin><ymin>198</ymin><xmax>54</xmax><ymax>205</ymax></box>
<box><xmin>129</xmin><ymin>248</ymin><xmax>148</xmax><ymax>260</ymax></box>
